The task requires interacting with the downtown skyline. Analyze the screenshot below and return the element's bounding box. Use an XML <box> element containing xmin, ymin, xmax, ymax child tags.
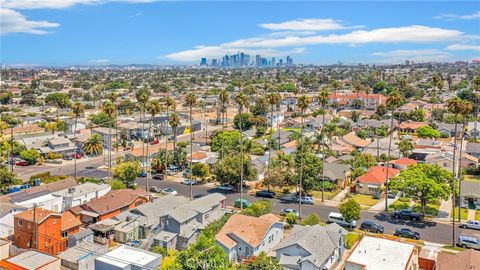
<box><xmin>1</xmin><ymin>1</ymin><xmax>479</xmax><ymax>66</ymax></box>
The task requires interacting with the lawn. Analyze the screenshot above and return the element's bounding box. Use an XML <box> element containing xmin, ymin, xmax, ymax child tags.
<box><xmin>345</xmin><ymin>233</ymin><xmax>360</xmax><ymax>249</ymax></box>
<box><xmin>350</xmin><ymin>194</ymin><xmax>380</xmax><ymax>207</ymax></box>
<box><xmin>463</xmin><ymin>175</ymin><xmax>480</xmax><ymax>183</ymax></box>
<box><xmin>388</xmin><ymin>197</ymin><xmax>411</xmax><ymax>212</ymax></box>
<box><xmin>311</xmin><ymin>190</ymin><xmax>340</xmax><ymax>200</ymax></box>
<box><xmin>412</xmin><ymin>203</ymin><xmax>440</xmax><ymax>217</ymax></box>
<box><xmin>450</xmin><ymin>207</ymin><xmax>469</xmax><ymax>220</ymax></box>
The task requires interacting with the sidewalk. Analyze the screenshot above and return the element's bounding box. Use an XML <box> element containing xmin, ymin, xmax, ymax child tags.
<box><xmin>369</xmin><ymin>196</ymin><xmax>398</xmax><ymax>212</ymax></box>
<box><xmin>332</xmin><ymin>187</ymin><xmax>349</xmax><ymax>202</ymax></box>
<box><xmin>435</xmin><ymin>199</ymin><xmax>452</xmax><ymax>223</ymax></box>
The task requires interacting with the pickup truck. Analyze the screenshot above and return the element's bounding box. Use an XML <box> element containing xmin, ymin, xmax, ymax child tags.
<box><xmin>392</xmin><ymin>209</ymin><xmax>423</xmax><ymax>221</ymax></box>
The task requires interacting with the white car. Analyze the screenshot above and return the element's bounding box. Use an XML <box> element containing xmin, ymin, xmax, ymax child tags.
<box><xmin>460</xmin><ymin>220</ymin><xmax>480</xmax><ymax>230</ymax></box>
<box><xmin>181</xmin><ymin>179</ymin><xmax>198</xmax><ymax>185</ymax></box>
<box><xmin>161</xmin><ymin>188</ymin><xmax>177</xmax><ymax>196</ymax></box>
<box><xmin>297</xmin><ymin>196</ymin><xmax>314</xmax><ymax>205</ymax></box>
<box><xmin>328</xmin><ymin>212</ymin><xmax>357</xmax><ymax>228</ymax></box>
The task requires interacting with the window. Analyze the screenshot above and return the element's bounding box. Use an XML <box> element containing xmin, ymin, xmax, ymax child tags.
<box><xmin>18</xmin><ymin>220</ymin><xmax>23</xmax><ymax>226</ymax></box>
<box><xmin>53</xmin><ymin>219</ymin><xmax>57</xmax><ymax>224</ymax></box>
<box><xmin>62</xmin><ymin>231</ymin><xmax>68</xmax><ymax>238</ymax></box>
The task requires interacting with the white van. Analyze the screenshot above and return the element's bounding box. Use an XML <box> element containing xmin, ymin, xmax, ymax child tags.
<box><xmin>328</xmin><ymin>212</ymin><xmax>357</xmax><ymax>228</ymax></box>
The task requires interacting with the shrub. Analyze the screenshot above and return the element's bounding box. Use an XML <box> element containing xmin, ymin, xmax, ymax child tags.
<box><xmin>286</xmin><ymin>212</ymin><xmax>298</xmax><ymax>225</ymax></box>
<box><xmin>300</xmin><ymin>213</ymin><xmax>320</xmax><ymax>226</ymax></box>
<box><xmin>345</xmin><ymin>233</ymin><xmax>360</xmax><ymax>249</ymax></box>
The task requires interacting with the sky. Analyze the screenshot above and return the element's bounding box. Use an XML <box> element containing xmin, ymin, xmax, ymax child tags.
<box><xmin>1</xmin><ymin>1</ymin><xmax>479</xmax><ymax>66</ymax></box>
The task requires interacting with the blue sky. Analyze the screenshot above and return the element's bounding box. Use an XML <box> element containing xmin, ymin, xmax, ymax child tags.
<box><xmin>1</xmin><ymin>1</ymin><xmax>479</xmax><ymax>65</ymax></box>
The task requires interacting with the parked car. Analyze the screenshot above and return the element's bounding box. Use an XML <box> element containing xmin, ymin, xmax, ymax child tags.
<box><xmin>394</xmin><ymin>228</ymin><xmax>420</xmax><ymax>240</ymax></box>
<box><xmin>296</xmin><ymin>196</ymin><xmax>314</xmax><ymax>205</ymax></box>
<box><xmin>359</xmin><ymin>221</ymin><xmax>384</xmax><ymax>233</ymax></box>
<box><xmin>63</xmin><ymin>155</ymin><xmax>73</xmax><ymax>161</ymax></box>
<box><xmin>15</xmin><ymin>161</ymin><xmax>29</xmax><ymax>166</ymax></box>
<box><xmin>138</xmin><ymin>171</ymin><xmax>147</xmax><ymax>178</ymax></box>
<box><xmin>392</xmin><ymin>209</ymin><xmax>423</xmax><ymax>221</ymax></box>
<box><xmin>162</xmin><ymin>188</ymin><xmax>177</xmax><ymax>196</ymax></box>
<box><xmin>460</xmin><ymin>220</ymin><xmax>480</xmax><ymax>230</ymax></box>
<box><xmin>456</xmin><ymin>235</ymin><xmax>480</xmax><ymax>250</ymax></box>
<box><xmin>234</xmin><ymin>198</ymin><xmax>251</xmax><ymax>208</ymax></box>
<box><xmin>181</xmin><ymin>179</ymin><xmax>197</xmax><ymax>185</ymax></box>
<box><xmin>150</xmin><ymin>139</ymin><xmax>159</xmax><ymax>145</ymax></box>
<box><xmin>152</xmin><ymin>174</ymin><xmax>165</xmax><ymax>180</ymax></box>
<box><xmin>217</xmin><ymin>184</ymin><xmax>234</xmax><ymax>192</ymax></box>
<box><xmin>280</xmin><ymin>208</ymin><xmax>299</xmax><ymax>217</ymax></box>
<box><xmin>193</xmin><ymin>193</ymin><xmax>206</xmax><ymax>199</ymax></box>
<box><xmin>328</xmin><ymin>212</ymin><xmax>357</xmax><ymax>228</ymax></box>
<box><xmin>255</xmin><ymin>190</ymin><xmax>276</xmax><ymax>198</ymax></box>
<box><xmin>149</xmin><ymin>186</ymin><xmax>161</xmax><ymax>193</ymax></box>
<box><xmin>126</xmin><ymin>182</ymin><xmax>137</xmax><ymax>189</ymax></box>
<box><xmin>73</xmin><ymin>153</ymin><xmax>83</xmax><ymax>159</ymax></box>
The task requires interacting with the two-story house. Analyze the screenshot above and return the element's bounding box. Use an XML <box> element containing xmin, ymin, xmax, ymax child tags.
<box><xmin>39</xmin><ymin>137</ymin><xmax>76</xmax><ymax>157</ymax></box>
<box><xmin>52</xmin><ymin>183</ymin><xmax>111</xmax><ymax>212</ymax></box>
<box><xmin>274</xmin><ymin>223</ymin><xmax>347</xmax><ymax>270</ymax></box>
<box><xmin>216</xmin><ymin>213</ymin><xmax>283</xmax><ymax>261</ymax></box>
<box><xmin>158</xmin><ymin>193</ymin><xmax>226</xmax><ymax>250</ymax></box>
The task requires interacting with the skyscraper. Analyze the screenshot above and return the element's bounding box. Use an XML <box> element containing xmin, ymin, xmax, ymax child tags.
<box><xmin>256</xmin><ymin>55</ymin><xmax>262</xmax><ymax>67</ymax></box>
<box><xmin>200</xmin><ymin>58</ymin><xmax>207</xmax><ymax>66</ymax></box>
<box><xmin>286</xmin><ymin>56</ymin><xmax>293</xmax><ymax>66</ymax></box>
<box><xmin>271</xmin><ymin>57</ymin><xmax>276</xmax><ymax>67</ymax></box>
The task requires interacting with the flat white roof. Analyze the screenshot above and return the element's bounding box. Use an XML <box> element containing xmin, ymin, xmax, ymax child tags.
<box><xmin>347</xmin><ymin>236</ymin><xmax>415</xmax><ymax>270</ymax></box>
<box><xmin>7</xmin><ymin>250</ymin><xmax>58</xmax><ymax>269</ymax></box>
<box><xmin>95</xmin><ymin>245</ymin><xmax>160</xmax><ymax>268</ymax></box>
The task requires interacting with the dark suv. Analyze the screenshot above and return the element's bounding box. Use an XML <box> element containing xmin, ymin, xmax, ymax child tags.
<box><xmin>394</xmin><ymin>228</ymin><xmax>420</xmax><ymax>240</ymax></box>
<box><xmin>255</xmin><ymin>190</ymin><xmax>276</xmax><ymax>198</ymax></box>
<box><xmin>359</xmin><ymin>221</ymin><xmax>384</xmax><ymax>233</ymax></box>
<box><xmin>392</xmin><ymin>209</ymin><xmax>423</xmax><ymax>221</ymax></box>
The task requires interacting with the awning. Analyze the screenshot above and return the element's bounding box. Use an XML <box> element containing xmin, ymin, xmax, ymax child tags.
<box><xmin>367</xmin><ymin>185</ymin><xmax>379</xmax><ymax>188</ymax></box>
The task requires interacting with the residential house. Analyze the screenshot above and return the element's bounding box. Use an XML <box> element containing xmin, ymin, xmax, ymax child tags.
<box><xmin>158</xmin><ymin>193</ymin><xmax>226</xmax><ymax>250</ymax></box>
<box><xmin>436</xmin><ymin>249</ymin><xmax>480</xmax><ymax>270</ymax></box>
<box><xmin>398</xmin><ymin>121</ymin><xmax>428</xmax><ymax>133</ymax></box>
<box><xmin>414</xmin><ymin>139</ymin><xmax>444</xmax><ymax>151</ymax></box>
<box><xmin>67</xmin><ymin>228</ymin><xmax>94</xmax><ymax>247</ymax></box>
<box><xmin>340</xmin><ymin>132</ymin><xmax>371</xmax><ymax>149</ymax></box>
<box><xmin>95</xmin><ymin>245</ymin><xmax>161</xmax><ymax>270</ymax></box>
<box><xmin>64</xmin><ymin>119</ymin><xmax>87</xmax><ymax>134</ymax></box>
<box><xmin>328</xmin><ymin>92</ymin><xmax>386</xmax><ymax>110</ymax></box>
<box><xmin>356</xmin><ymin>166</ymin><xmax>400</xmax><ymax>195</ymax></box>
<box><xmin>437</xmin><ymin>123</ymin><xmax>463</xmax><ymax>137</ymax></box>
<box><xmin>0</xmin><ymin>178</ymin><xmax>77</xmax><ymax>212</ymax></box>
<box><xmin>391</xmin><ymin>158</ymin><xmax>417</xmax><ymax>170</ymax></box>
<box><xmin>38</xmin><ymin>137</ymin><xmax>76</xmax><ymax>157</ymax></box>
<box><xmin>58</xmin><ymin>242</ymin><xmax>108</xmax><ymax>270</ymax></box>
<box><xmin>345</xmin><ymin>236</ymin><xmax>418</xmax><ymax>270</ymax></box>
<box><xmin>0</xmin><ymin>203</ymin><xmax>27</xmax><ymax>239</ymax></box>
<box><xmin>323</xmin><ymin>163</ymin><xmax>352</xmax><ymax>188</ymax></box>
<box><xmin>91</xmin><ymin>127</ymin><xmax>118</xmax><ymax>148</ymax></box>
<box><xmin>425</xmin><ymin>151</ymin><xmax>478</xmax><ymax>174</ymax></box>
<box><xmin>274</xmin><ymin>223</ymin><xmax>347</xmax><ymax>270</ymax></box>
<box><xmin>460</xmin><ymin>181</ymin><xmax>480</xmax><ymax>210</ymax></box>
<box><xmin>467</xmin><ymin>121</ymin><xmax>480</xmax><ymax>139</ymax></box>
<box><xmin>363</xmin><ymin>137</ymin><xmax>400</xmax><ymax>158</ymax></box>
<box><xmin>355</xmin><ymin>119</ymin><xmax>397</xmax><ymax>132</ymax></box>
<box><xmin>51</xmin><ymin>183</ymin><xmax>111</xmax><ymax>212</ymax></box>
<box><xmin>117</xmin><ymin>121</ymin><xmax>150</xmax><ymax>140</ymax></box>
<box><xmin>216</xmin><ymin>213</ymin><xmax>283</xmax><ymax>261</ymax></box>
<box><xmin>466</xmin><ymin>142</ymin><xmax>480</xmax><ymax>158</ymax></box>
<box><xmin>0</xmin><ymin>250</ymin><xmax>61</xmax><ymax>270</ymax></box>
<box><xmin>69</xmin><ymin>189</ymin><xmax>150</xmax><ymax>223</ymax></box>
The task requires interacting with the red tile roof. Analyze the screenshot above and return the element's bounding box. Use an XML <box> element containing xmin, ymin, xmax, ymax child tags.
<box><xmin>357</xmin><ymin>166</ymin><xmax>400</xmax><ymax>184</ymax></box>
<box><xmin>391</xmin><ymin>158</ymin><xmax>417</xmax><ymax>166</ymax></box>
<box><xmin>61</xmin><ymin>211</ymin><xmax>82</xmax><ymax>231</ymax></box>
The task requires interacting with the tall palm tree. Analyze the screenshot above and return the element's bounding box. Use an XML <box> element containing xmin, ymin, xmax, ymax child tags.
<box><xmin>455</xmin><ymin>100</ymin><xmax>472</xmax><ymax>222</ymax></box>
<box><xmin>317</xmin><ymin>87</ymin><xmax>329</xmax><ymax>202</ymax></box>
<box><xmin>169</xmin><ymin>113</ymin><xmax>181</xmax><ymax>156</ymax></box>
<box><xmin>267</xmin><ymin>92</ymin><xmax>281</xmax><ymax>170</ymax></box>
<box><xmin>136</xmin><ymin>88</ymin><xmax>150</xmax><ymax>175</ymax></box>
<box><xmin>330</xmin><ymin>79</ymin><xmax>342</xmax><ymax>112</ymax></box>
<box><xmin>296</xmin><ymin>95</ymin><xmax>311</xmax><ymax>218</ymax></box>
<box><xmin>384</xmin><ymin>90</ymin><xmax>401</xmax><ymax>211</ymax></box>
<box><xmin>185</xmin><ymin>93</ymin><xmax>198</xmax><ymax>199</ymax></box>
<box><xmin>145</xmin><ymin>99</ymin><xmax>162</xmax><ymax>191</ymax></box>
<box><xmin>219</xmin><ymin>89</ymin><xmax>229</xmax><ymax>159</ymax></box>
<box><xmin>235</xmin><ymin>92</ymin><xmax>249</xmax><ymax>209</ymax></box>
<box><xmin>163</xmin><ymin>97</ymin><xmax>175</xmax><ymax>174</ymax></box>
<box><xmin>83</xmin><ymin>134</ymin><xmax>103</xmax><ymax>156</ymax></box>
<box><xmin>102</xmin><ymin>101</ymin><xmax>116</xmax><ymax>180</ymax></box>
<box><xmin>70</xmin><ymin>101</ymin><xmax>85</xmax><ymax>181</ymax></box>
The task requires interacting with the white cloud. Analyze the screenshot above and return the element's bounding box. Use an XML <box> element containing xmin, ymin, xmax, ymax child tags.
<box><xmin>0</xmin><ymin>8</ymin><xmax>59</xmax><ymax>35</ymax></box>
<box><xmin>90</xmin><ymin>58</ymin><xmax>110</xmax><ymax>64</ymax></box>
<box><xmin>223</xmin><ymin>25</ymin><xmax>464</xmax><ymax>48</ymax></box>
<box><xmin>0</xmin><ymin>0</ymin><xmax>156</xmax><ymax>9</ymax></box>
<box><xmin>371</xmin><ymin>49</ymin><xmax>451</xmax><ymax>63</ymax></box>
<box><xmin>164</xmin><ymin>46</ymin><xmax>305</xmax><ymax>62</ymax></box>
<box><xmin>128</xmin><ymin>11</ymin><xmax>142</xmax><ymax>18</ymax></box>
<box><xmin>259</xmin><ymin>18</ymin><xmax>362</xmax><ymax>31</ymax></box>
<box><xmin>446</xmin><ymin>43</ymin><xmax>480</xmax><ymax>52</ymax></box>
<box><xmin>434</xmin><ymin>11</ymin><xmax>480</xmax><ymax>20</ymax></box>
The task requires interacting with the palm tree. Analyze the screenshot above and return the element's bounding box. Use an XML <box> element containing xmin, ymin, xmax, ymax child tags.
<box><xmin>185</xmin><ymin>93</ymin><xmax>198</xmax><ymax>199</ymax></box>
<box><xmin>136</xmin><ymin>88</ymin><xmax>150</xmax><ymax>175</ymax></box>
<box><xmin>163</xmin><ymin>97</ymin><xmax>175</xmax><ymax>174</ymax></box>
<box><xmin>317</xmin><ymin>87</ymin><xmax>329</xmax><ymax>202</ymax></box>
<box><xmin>431</xmin><ymin>74</ymin><xmax>443</xmax><ymax>111</ymax></box>
<box><xmin>296</xmin><ymin>95</ymin><xmax>311</xmax><ymax>218</ymax></box>
<box><xmin>169</xmin><ymin>113</ymin><xmax>181</xmax><ymax>155</ymax></box>
<box><xmin>70</xmin><ymin>101</ymin><xmax>85</xmax><ymax>181</ymax></box>
<box><xmin>384</xmin><ymin>90</ymin><xmax>401</xmax><ymax>211</ymax></box>
<box><xmin>219</xmin><ymin>89</ymin><xmax>229</xmax><ymax>159</ymax></box>
<box><xmin>83</xmin><ymin>134</ymin><xmax>103</xmax><ymax>156</ymax></box>
<box><xmin>330</xmin><ymin>79</ymin><xmax>341</xmax><ymax>112</ymax></box>
<box><xmin>267</xmin><ymin>92</ymin><xmax>281</xmax><ymax>169</ymax></box>
<box><xmin>145</xmin><ymin>99</ymin><xmax>162</xmax><ymax>191</ymax></box>
<box><xmin>235</xmin><ymin>92</ymin><xmax>249</xmax><ymax>209</ymax></box>
<box><xmin>102</xmin><ymin>101</ymin><xmax>116</xmax><ymax>180</ymax></box>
